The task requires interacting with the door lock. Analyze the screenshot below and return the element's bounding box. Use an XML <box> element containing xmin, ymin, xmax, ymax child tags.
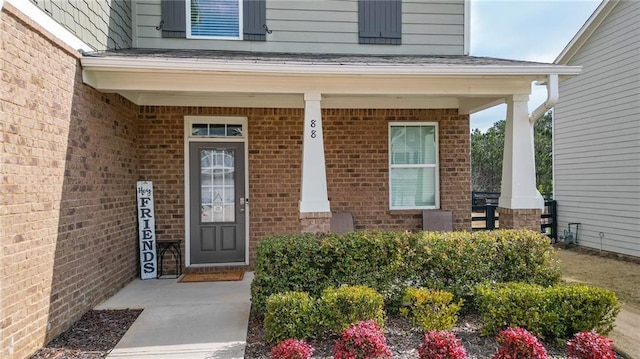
<box><xmin>239</xmin><ymin>197</ymin><xmax>249</xmax><ymax>212</ymax></box>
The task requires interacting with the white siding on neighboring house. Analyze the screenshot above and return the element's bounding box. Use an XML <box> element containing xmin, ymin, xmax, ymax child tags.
<box><xmin>133</xmin><ymin>0</ymin><xmax>465</xmax><ymax>55</ymax></box>
<box><xmin>554</xmin><ymin>1</ymin><xmax>640</xmax><ymax>257</ymax></box>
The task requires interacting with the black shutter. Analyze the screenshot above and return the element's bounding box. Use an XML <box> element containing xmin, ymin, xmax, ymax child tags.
<box><xmin>161</xmin><ymin>0</ymin><xmax>186</xmax><ymax>38</ymax></box>
<box><xmin>243</xmin><ymin>0</ymin><xmax>267</xmax><ymax>41</ymax></box>
<box><xmin>358</xmin><ymin>0</ymin><xmax>401</xmax><ymax>45</ymax></box>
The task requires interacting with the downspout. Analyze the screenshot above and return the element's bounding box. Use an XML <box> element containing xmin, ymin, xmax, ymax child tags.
<box><xmin>529</xmin><ymin>74</ymin><xmax>559</xmax><ymax>124</ymax></box>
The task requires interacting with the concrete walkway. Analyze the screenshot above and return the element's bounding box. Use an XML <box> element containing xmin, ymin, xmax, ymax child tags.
<box><xmin>96</xmin><ymin>272</ymin><xmax>253</xmax><ymax>359</ymax></box>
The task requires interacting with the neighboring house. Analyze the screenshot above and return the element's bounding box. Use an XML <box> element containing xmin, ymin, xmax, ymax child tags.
<box><xmin>1</xmin><ymin>0</ymin><xmax>579</xmax><ymax>358</ymax></box>
<box><xmin>554</xmin><ymin>0</ymin><xmax>639</xmax><ymax>258</ymax></box>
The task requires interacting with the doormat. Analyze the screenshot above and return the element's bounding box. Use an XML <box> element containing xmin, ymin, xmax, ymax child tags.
<box><xmin>178</xmin><ymin>271</ymin><xmax>245</xmax><ymax>283</ymax></box>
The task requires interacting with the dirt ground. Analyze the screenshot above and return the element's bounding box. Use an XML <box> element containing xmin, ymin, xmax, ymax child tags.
<box><xmin>555</xmin><ymin>247</ymin><xmax>640</xmax><ymax>359</ymax></box>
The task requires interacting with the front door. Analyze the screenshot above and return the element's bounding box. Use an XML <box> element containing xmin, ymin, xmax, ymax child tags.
<box><xmin>189</xmin><ymin>142</ymin><xmax>246</xmax><ymax>264</ymax></box>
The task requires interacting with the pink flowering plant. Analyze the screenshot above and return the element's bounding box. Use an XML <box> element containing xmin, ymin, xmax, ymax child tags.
<box><xmin>566</xmin><ymin>331</ymin><xmax>615</xmax><ymax>359</ymax></box>
<box><xmin>417</xmin><ymin>331</ymin><xmax>467</xmax><ymax>359</ymax></box>
<box><xmin>333</xmin><ymin>320</ymin><xmax>392</xmax><ymax>359</ymax></box>
<box><xmin>492</xmin><ymin>327</ymin><xmax>548</xmax><ymax>359</ymax></box>
<box><xmin>271</xmin><ymin>339</ymin><xmax>314</xmax><ymax>359</ymax></box>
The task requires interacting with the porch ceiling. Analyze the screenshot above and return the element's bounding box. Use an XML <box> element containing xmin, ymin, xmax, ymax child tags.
<box><xmin>80</xmin><ymin>51</ymin><xmax>581</xmax><ymax>113</ymax></box>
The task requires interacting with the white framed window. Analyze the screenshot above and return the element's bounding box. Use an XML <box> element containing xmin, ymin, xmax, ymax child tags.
<box><xmin>389</xmin><ymin>122</ymin><xmax>439</xmax><ymax>210</ymax></box>
<box><xmin>188</xmin><ymin>117</ymin><xmax>245</xmax><ymax>139</ymax></box>
<box><xmin>187</xmin><ymin>0</ymin><xmax>243</xmax><ymax>40</ymax></box>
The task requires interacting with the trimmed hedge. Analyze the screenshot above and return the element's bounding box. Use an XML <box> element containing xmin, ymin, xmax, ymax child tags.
<box><xmin>251</xmin><ymin>230</ymin><xmax>560</xmax><ymax>313</ymax></box>
<box><xmin>319</xmin><ymin>285</ymin><xmax>385</xmax><ymax>332</ymax></box>
<box><xmin>475</xmin><ymin>282</ymin><xmax>619</xmax><ymax>339</ymax></box>
<box><xmin>264</xmin><ymin>286</ymin><xmax>385</xmax><ymax>341</ymax></box>
<box><xmin>264</xmin><ymin>291</ymin><xmax>317</xmax><ymax>343</ymax></box>
<box><xmin>400</xmin><ymin>287</ymin><xmax>462</xmax><ymax>331</ymax></box>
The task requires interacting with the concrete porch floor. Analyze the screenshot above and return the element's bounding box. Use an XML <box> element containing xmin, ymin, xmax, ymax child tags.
<box><xmin>96</xmin><ymin>272</ymin><xmax>253</xmax><ymax>359</ymax></box>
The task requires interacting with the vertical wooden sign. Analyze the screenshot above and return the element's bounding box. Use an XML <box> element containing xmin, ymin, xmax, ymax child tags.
<box><xmin>136</xmin><ymin>181</ymin><xmax>157</xmax><ymax>279</ymax></box>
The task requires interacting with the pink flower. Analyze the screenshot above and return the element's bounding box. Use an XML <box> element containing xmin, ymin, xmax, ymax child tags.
<box><xmin>417</xmin><ymin>331</ymin><xmax>467</xmax><ymax>359</ymax></box>
<box><xmin>492</xmin><ymin>327</ymin><xmax>548</xmax><ymax>359</ymax></box>
<box><xmin>566</xmin><ymin>331</ymin><xmax>615</xmax><ymax>359</ymax></box>
<box><xmin>333</xmin><ymin>320</ymin><xmax>392</xmax><ymax>359</ymax></box>
<box><xmin>271</xmin><ymin>338</ymin><xmax>314</xmax><ymax>359</ymax></box>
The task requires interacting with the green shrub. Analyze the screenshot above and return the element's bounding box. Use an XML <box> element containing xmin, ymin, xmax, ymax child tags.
<box><xmin>251</xmin><ymin>234</ymin><xmax>327</xmax><ymax>313</ymax></box>
<box><xmin>489</xmin><ymin>230</ymin><xmax>561</xmax><ymax>286</ymax></box>
<box><xmin>399</xmin><ymin>287</ymin><xmax>462</xmax><ymax>331</ymax></box>
<box><xmin>264</xmin><ymin>291</ymin><xmax>318</xmax><ymax>343</ymax></box>
<box><xmin>318</xmin><ymin>285</ymin><xmax>385</xmax><ymax>332</ymax></box>
<box><xmin>251</xmin><ymin>230</ymin><xmax>560</xmax><ymax>314</ymax></box>
<box><xmin>413</xmin><ymin>231</ymin><xmax>497</xmax><ymax>303</ymax></box>
<box><xmin>475</xmin><ymin>282</ymin><xmax>619</xmax><ymax>339</ymax></box>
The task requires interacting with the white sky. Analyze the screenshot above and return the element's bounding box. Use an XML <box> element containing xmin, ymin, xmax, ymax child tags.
<box><xmin>470</xmin><ymin>0</ymin><xmax>601</xmax><ymax>132</ymax></box>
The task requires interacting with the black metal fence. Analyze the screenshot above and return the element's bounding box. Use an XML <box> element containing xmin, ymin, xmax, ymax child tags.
<box><xmin>471</xmin><ymin>192</ymin><xmax>557</xmax><ymax>240</ymax></box>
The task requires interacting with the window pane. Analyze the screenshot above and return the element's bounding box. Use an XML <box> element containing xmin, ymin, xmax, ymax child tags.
<box><xmin>390</xmin><ymin>126</ymin><xmax>407</xmax><ymax>164</ymax></box>
<box><xmin>390</xmin><ymin>167</ymin><xmax>436</xmax><ymax>207</ymax></box>
<box><xmin>421</xmin><ymin>126</ymin><xmax>436</xmax><ymax>164</ymax></box>
<box><xmin>209</xmin><ymin>124</ymin><xmax>226</xmax><ymax>136</ymax></box>
<box><xmin>390</xmin><ymin>125</ymin><xmax>436</xmax><ymax>165</ymax></box>
<box><xmin>200</xmin><ymin>149</ymin><xmax>235</xmax><ymax>222</ymax></box>
<box><xmin>192</xmin><ymin>124</ymin><xmax>208</xmax><ymax>136</ymax></box>
<box><xmin>191</xmin><ymin>0</ymin><xmax>239</xmax><ymax>38</ymax></box>
<box><xmin>226</xmin><ymin>124</ymin><xmax>243</xmax><ymax>136</ymax></box>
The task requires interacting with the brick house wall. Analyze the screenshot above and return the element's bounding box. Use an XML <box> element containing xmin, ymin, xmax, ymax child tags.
<box><xmin>324</xmin><ymin>109</ymin><xmax>471</xmax><ymax>231</ymax></box>
<box><xmin>137</xmin><ymin>107</ymin><xmax>304</xmax><ymax>266</ymax></box>
<box><xmin>1</xmin><ymin>5</ymin><xmax>139</xmax><ymax>358</ymax></box>
<box><xmin>138</xmin><ymin>107</ymin><xmax>471</xmax><ymax>269</ymax></box>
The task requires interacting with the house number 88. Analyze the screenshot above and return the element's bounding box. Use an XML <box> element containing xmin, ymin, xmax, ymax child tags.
<box><xmin>310</xmin><ymin>119</ymin><xmax>317</xmax><ymax>138</ymax></box>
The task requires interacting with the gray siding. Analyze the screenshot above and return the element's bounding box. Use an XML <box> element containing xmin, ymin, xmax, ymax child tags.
<box><xmin>133</xmin><ymin>0</ymin><xmax>465</xmax><ymax>55</ymax></box>
<box><xmin>33</xmin><ymin>0</ymin><xmax>132</xmax><ymax>50</ymax></box>
<box><xmin>554</xmin><ymin>1</ymin><xmax>640</xmax><ymax>257</ymax></box>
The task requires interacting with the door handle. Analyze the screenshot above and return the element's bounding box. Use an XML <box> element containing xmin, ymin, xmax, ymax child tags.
<box><xmin>239</xmin><ymin>197</ymin><xmax>248</xmax><ymax>212</ymax></box>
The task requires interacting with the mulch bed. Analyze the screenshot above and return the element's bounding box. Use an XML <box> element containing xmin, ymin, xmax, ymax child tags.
<box><xmin>29</xmin><ymin>309</ymin><xmax>142</xmax><ymax>359</ymax></box>
<box><xmin>27</xmin><ymin>308</ymin><xmax>625</xmax><ymax>359</ymax></box>
<box><xmin>245</xmin><ymin>311</ymin><xmax>625</xmax><ymax>359</ymax></box>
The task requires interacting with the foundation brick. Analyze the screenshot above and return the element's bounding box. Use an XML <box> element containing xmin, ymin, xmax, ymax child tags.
<box><xmin>300</xmin><ymin>212</ymin><xmax>332</xmax><ymax>233</ymax></box>
<box><xmin>498</xmin><ymin>207</ymin><xmax>543</xmax><ymax>231</ymax></box>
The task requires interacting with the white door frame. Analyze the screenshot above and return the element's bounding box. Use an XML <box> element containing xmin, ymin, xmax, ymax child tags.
<box><xmin>183</xmin><ymin>116</ymin><xmax>250</xmax><ymax>267</ymax></box>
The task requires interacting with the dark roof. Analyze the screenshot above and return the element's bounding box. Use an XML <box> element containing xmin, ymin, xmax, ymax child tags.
<box><xmin>84</xmin><ymin>48</ymin><xmax>552</xmax><ymax>67</ymax></box>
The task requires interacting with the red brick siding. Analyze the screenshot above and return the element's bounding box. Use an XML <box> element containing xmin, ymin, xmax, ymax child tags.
<box><xmin>137</xmin><ymin>108</ymin><xmax>304</xmax><ymax>266</ymax></box>
<box><xmin>324</xmin><ymin>109</ymin><xmax>471</xmax><ymax>231</ymax></box>
<box><xmin>138</xmin><ymin>107</ymin><xmax>471</xmax><ymax>270</ymax></box>
<box><xmin>1</xmin><ymin>6</ymin><xmax>139</xmax><ymax>358</ymax></box>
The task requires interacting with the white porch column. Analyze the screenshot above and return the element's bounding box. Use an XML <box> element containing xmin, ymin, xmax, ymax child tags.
<box><xmin>499</xmin><ymin>94</ymin><xmax>544</xmax><ymax>210</ymax></box>
<box><xmin>299</xmin><ymin>93</ymin><xmax>331</xmax><ymax>232</ymax></box>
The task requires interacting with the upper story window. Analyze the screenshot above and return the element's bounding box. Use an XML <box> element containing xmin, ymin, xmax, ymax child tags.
<box><xmin>161</xmin><ymin>0</ymin><xmax>266</xmax><ymax>41</ymax></box>
<box><xmin>188</xmin><ymin>0</ymin><xmax>242</xmax><ymax>39</ymax></box>
<box><xmin>389</xmin><ymin>123</ymin><xmax>439</xmax><ymax>210</ymax></box>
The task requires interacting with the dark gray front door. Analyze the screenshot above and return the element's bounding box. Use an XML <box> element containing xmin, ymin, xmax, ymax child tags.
<box><xmin>189</xmin><ymin>142</ymin><xmax>246</xmax><ymax>264</ymax></box>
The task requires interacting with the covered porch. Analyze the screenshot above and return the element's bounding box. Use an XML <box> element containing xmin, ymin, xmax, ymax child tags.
<box><xmin>81</xmin><ymin>50</ymin><xmax>580</xmax><ymax>268</ymax></box>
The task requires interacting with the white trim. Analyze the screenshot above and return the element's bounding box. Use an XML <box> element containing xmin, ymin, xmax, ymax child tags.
<box><xmin>186</xmin><ymin>0</ymin><xmax>243</xmax><ymax>40</ymax></box>
<box><xmin>115</xmin><ymin>92</ymin><xmax>464</xmax><ymax>109</ymax></box>
<box><xmin>6</xmin><ymin>0</ymin><xmax>93</xmax><ymax>53</ymax></box>
<box><xmin>555</xmin><ymin>0</ymin><xmax>618</xmax><ymax>64</ymax></box>
<box><xmin>463</xmin><ymin>0</ymin><xmax>471</xmax><ymax>56</ymax></box>
<box><xmin>184</xmin><ymin>116</ymin><xmax>250</xmax><ymax>267</ymax></box>
<box><xmin>388</xmin><ymin>122</ymin><xmax>440</xmax><ymax>210</ymax></box>
<box><xmin>81</xmin><ymin>57</ymin><xmax>582</xmax><ymax>76</ymax></box>
<box><xmin>299</xmin><ymin>92</ymin><xmax>331</xmax><ymax>213</ymax></box>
